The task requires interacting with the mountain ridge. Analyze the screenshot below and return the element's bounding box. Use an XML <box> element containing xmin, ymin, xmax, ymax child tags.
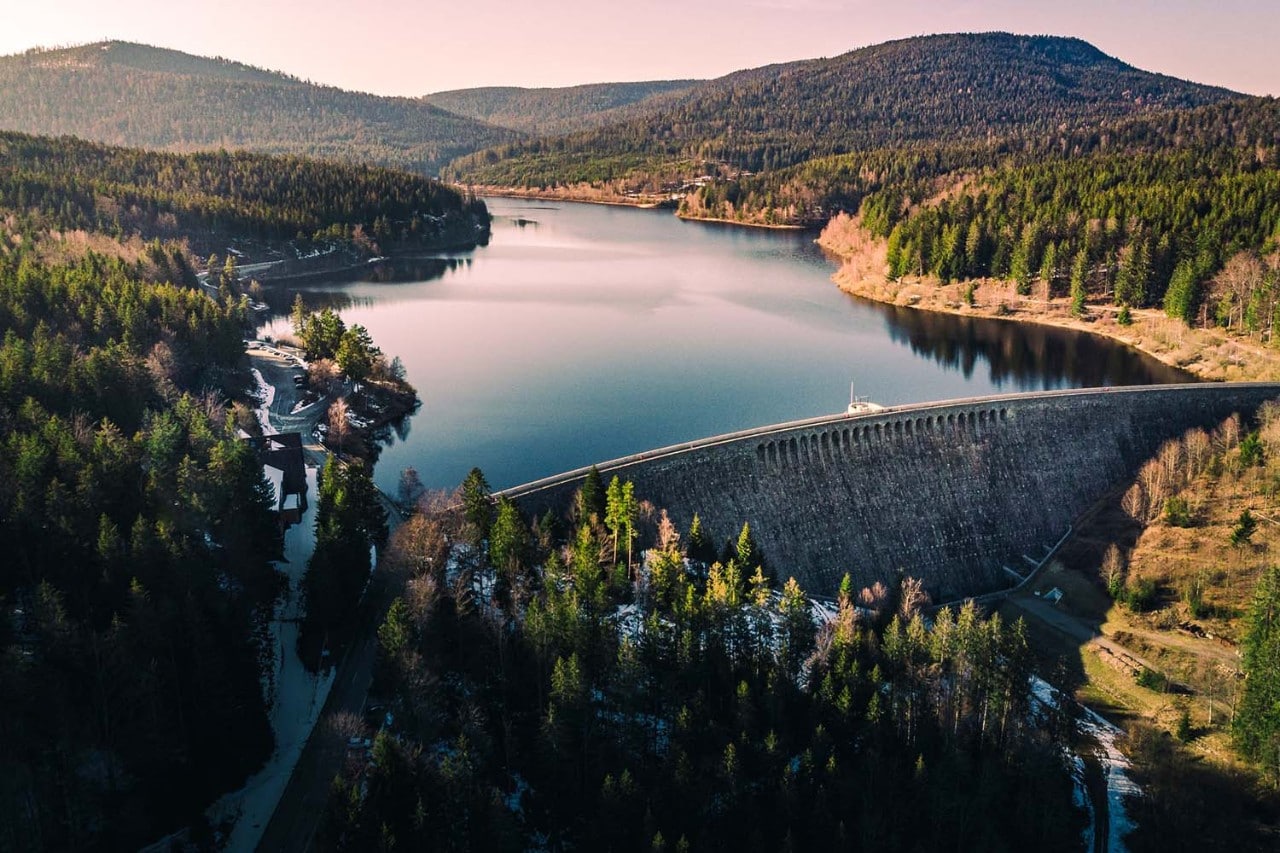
<box><xmin>0</xmin><ymin>40</ymin><xmax>517</xmax><ymax>175</ymax></box>
<box><xmin>445</xmin><ymin>32</ymin><xmax>1240</xmax><ymax>187</ymax></box>
<box><xmin>423</xmin><ymin>79</ymin><xmax>703</xmax><ymax>135</ymax></box>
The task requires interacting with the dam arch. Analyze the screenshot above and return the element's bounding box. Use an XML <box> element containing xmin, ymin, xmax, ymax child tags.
<box><xmin>506</xmin><ymin>384</ymin><xmax>1280</xmax><ymax>600</ymax></box>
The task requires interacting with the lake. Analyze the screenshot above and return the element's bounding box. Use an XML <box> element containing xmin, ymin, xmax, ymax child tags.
<box><xmin>258</xmin><ymin>198</ymin><xmax>1188</xmax><ymax>495</ymax></box>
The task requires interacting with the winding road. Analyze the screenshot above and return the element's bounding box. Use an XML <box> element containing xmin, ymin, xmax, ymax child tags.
<box><xmin>243</xmin><ymin>346</ymin><xmax>408</xmax><ymax>852</ymax></box>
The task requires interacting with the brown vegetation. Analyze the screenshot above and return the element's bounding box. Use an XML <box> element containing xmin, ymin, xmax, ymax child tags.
<box><xmin>818</xmin><ymin>213</ymin><xmax>1280</xmax><ymax>382</ymax></box>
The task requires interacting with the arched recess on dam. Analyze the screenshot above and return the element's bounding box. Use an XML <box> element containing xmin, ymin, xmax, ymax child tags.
<box><xmin>504</xmin><ymin>384</ymin><xmax>1280</xmax><ymax>601</ymax></box>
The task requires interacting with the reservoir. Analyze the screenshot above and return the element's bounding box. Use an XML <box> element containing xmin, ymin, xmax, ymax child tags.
<box><xmin>258</xmin><ymin>198</ymin><xmax>1187</xmax><ymax>494</ymax></box>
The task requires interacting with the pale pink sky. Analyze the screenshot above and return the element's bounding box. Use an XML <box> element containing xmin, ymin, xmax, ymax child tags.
<box><xmin>3</xmin><ymin>0</ymin><xmax>1276</xmax><ymax>96</ymax></box>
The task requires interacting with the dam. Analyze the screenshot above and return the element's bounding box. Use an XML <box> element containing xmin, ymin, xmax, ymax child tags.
<box><xmin>505</xmin><ymin>383</ymin><xmax>1280</xmax><ymax>600</ymax></box>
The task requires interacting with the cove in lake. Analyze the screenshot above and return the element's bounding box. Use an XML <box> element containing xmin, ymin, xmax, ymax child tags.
<box><xmin>258</xmin><ymin>198</ymin><xmax>1189</xmax><ymax>496</ymax></box>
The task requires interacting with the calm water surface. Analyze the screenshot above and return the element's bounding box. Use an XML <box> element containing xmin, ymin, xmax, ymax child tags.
<box><xmin>259</xmin><ymin>199</ymin><xmax>1188</xmax><ymax>494</ymax></box>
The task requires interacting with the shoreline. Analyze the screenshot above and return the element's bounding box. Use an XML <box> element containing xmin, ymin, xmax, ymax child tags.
<box><xmin>675</xmin><ymin>211</ymin><xmax>812</xmax><ymax>231</ymax></box>
<box><xmin>474</xmin><ymin>188</ymin><xmax>813</xmax><ymax>230</ymax></box>
<box><xmin>467</xmin><ymin>186</ymin><xmax>671</xmax><ymax>210</ymax></box>
<box><xmin>252</xmin><ymin>245</ymin><xmax>480</xmax><ymax>286</ymax></box>
<box><xmin>817</xmin><ymin>222</ymin><xmax>1280</xmax><ymax>384</ymax></box>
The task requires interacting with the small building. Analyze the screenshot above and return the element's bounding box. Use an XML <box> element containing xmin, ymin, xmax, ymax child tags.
<box><xmin>247</xmin><ymin>433</ymin><xmax>308</xmax><ymax>528</ymax></box>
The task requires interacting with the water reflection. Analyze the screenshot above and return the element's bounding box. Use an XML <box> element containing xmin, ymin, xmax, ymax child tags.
<box><xmin>258</xmin><ymin>257</ymin><xmax>468</xmax><ymax>316</ymax></box>
<box><xmin>256</xmin><ymin>198</ymin><xmax>1191</xmax><ymax>493</ymax></box>
<box><xmin>879</xmin><ymin>304</ymin><xmax>1191</xmax><ymax>387</ymax></box>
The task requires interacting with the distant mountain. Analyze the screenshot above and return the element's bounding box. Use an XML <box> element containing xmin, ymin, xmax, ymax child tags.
<box><xmin>446</xmin><ymin>32</ymin><xmax>1239</xmax><ymax>187</ymax></box>
<box><xmin>0</xmin><ymin>41</ymin><xmax>517</xmax><ymax>175</ymax></box>
<box><xmin>423</xmin><ymin>80</ymin><xmax>702</xmax><ymax>135</ymax></box>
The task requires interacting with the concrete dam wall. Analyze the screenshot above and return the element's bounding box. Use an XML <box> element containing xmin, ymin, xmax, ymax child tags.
<box><xmin>505</xmin><ymin>383</ymin><xmax>1280</xmax><ymax>600</ymax></box>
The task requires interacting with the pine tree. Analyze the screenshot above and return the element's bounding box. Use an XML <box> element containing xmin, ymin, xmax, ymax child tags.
<box><xmin>490</xmin><ymin>495</ymin><xmax>529</xmax><ymax>576</ymax></box>
<box><xmin>622</xmin><ymin>480</ymin><xmax>638</xmax><ymax>572</ymax></box>
<box><xmin>577</xmin><ymin>465</ymin><xmax>605</xmax><ymax>523</ymax></box>
<box><xmin>290</xmin><ymin>293</ymin><xmax>310</xmax><ymax>340</ymax></box>
<box><xmin>1038</xmin><ymin>240</ymin><xmax>1058</xmax><ymax>296</ymax></box>
<box><xmin>1069</xmin><ymin>247</ymin><xmax>1088</xmax><ymax>317</ymax></box>
<box><xmin>886</xmin><ymin>224</ymin><xmax>906</xmax><ymax>280</ymax></box>
<box><xmin>378</xmin><ymin>597</ymin><xmax>412</xmax><ymax>660</ymax></box>
<box><xmin>605</xmin><ymin>475</ymin><xmax>624</xmax><ymax>564</ymax></box>
<box><xmin>1163</xmin><ymin>260</ymin><xmax>1200</xmax><ymax>325</ymax></box>
<box><xmin>964</xmin><ymin>220</ymin><xmax>985</xmax><ymax>277</ymax></box>
<box><xmin>461</xmin><ymin>467</ymin><xmax>492</xmax><ymax>539</ymax></box>
<box><xmin>735</xmin><ymin>522</ymin><xmax>760</xmax><ymax>576</ymax></box>
<box><xmin>1233</xmin><ymin>566</ymin><xmax>1280</xmax><ymax>779</ymax></box>
<box><xmin>687</xmin><ymin>513</ymin><xmax>715</xmax><ymax>565</ymax></box>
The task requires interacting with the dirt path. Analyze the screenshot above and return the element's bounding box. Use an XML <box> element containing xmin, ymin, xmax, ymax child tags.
<box><xmin>1111</xmin><ymin>623</ymin><xmax>1242</xmax><ymax>668</ymax></box>
<box><xmin>1010</xmin><ymin>596</ymin><xmax>1162</xmax><ymax>678</ymax></box>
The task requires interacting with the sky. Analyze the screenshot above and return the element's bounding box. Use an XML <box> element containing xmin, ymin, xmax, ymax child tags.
<box><xmin>2</xmin><ymin>0</ymin><xmax>1277</xmax><ymax>96</ymax></box>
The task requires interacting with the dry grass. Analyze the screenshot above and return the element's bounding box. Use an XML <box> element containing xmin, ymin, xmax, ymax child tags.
<box><xmin>819</xmin><ymin>219</ymin><xmax>1280</xmax><ymax>382</ymax></box>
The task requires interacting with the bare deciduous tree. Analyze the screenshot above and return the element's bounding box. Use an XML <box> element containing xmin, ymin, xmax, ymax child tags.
<box><xmin>1121</xmin><ymin>482</ymin><xmax>1147</xmax><ymax>521</ymax></box>
<box><xmin>308</xmin><ymin>357</ymin><xmax>342</xmax><ymax>396</ymax></box>
<box><xmin>1216</xmin><ymin>413</ymin><xmax>1242</xmax><ymax>453</ymax></box>
<box><xmin>859</xmin><ymin>580</ymin><xmax>890</xmax><ymax>614</ymax></box>
<box><xmin>898</xmin><ymin>576</ymin><xmax>931</xmax><ymax>621</ymax></box>
<box><xmin>1184</xmin><ymin>428</ymin><xmax>1212</xmax><ymax>475</ymax></box>
<box><xmin>1102</xmin><ymin>544</ymin><xmax>1126</xmax><ymax>592</ymax></box>
<box><xmin>328</xmin><ymin>397</ymin><xmax>351</xmax><ymax>451</ymax></box>
<box><xmin>656</xmin><ymin>509</ymin><xmax>680</xmax><ymax>552</ymax></box>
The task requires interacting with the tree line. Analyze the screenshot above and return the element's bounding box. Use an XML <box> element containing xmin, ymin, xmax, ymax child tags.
<box><xmin>0</xmin><ymin>130</ymin><xmax>489</xmax><ymax>251</ymax></box>
<box><xmin>319</xmin><ymin>467</ymin><xmax>1084</xmax><ymax>850</ymax></box>
<box><xmin>0</xmin><ymin>41</ymin><xmax>517</xmax><ymax>175</ymax></box>
<box><xmin>0</xmin><ymin>248</ymin><xmax>281</xmax><ymax>848</ymax></box>
<box><xmin>0</xmin><ymin>126</ymin><xmax>450</xmax><ymax>848</ymax></box>
<box><xmin>447</xmin><ymin>33</ymin><xmax>1230</xmax><ymax>194</ymax></box>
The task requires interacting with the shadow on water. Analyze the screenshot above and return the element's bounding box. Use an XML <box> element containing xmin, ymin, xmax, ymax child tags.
<box><xmin>259</xmin><ymin>256</ymin><xmax>469</xmax><ymax>318</ymax></box>
<box><xmin>876</xmin><ymin>303</ymin><xmax>1193</xmax><ymax>388</ymax></box>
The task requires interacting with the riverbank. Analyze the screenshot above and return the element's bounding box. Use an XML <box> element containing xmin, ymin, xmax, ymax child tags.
<box><xmin>817</xmin><ymin>214</ymin><xmax>1280</xmax><ymax>383</ymax></box>
<box><xmin>465</xmin><ymin>184</ymin><xmax>674</xmax><ymax>209</ymax></box>
<box><xmin>472</xmin><ymin>186</ymin><xmax>818</xmax><ymax>231</ymax></box>
<box><xmin>675</xmin><ymin>211</ymin><xmax>810</xmax><ymax>230</ymax></box>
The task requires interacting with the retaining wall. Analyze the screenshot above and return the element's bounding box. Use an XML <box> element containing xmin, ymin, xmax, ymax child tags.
<box><xmin>505</xmin><ymin>384</ymin><xmax>1280</xmax><ymax>599</ymax></box>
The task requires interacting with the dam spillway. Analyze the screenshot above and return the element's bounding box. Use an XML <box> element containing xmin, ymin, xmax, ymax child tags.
<box><xmin>505</xmin><ymin>383</ymin><xmax>1280</xmax><ymax>600</ymax></box>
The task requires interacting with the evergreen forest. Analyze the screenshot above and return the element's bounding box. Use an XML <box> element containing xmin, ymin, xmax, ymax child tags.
<box><xmin>321</xmin><ymin>471</ymin><xmax>1086</xmax><ymax>851</ymax></box>
<box><xmin>0</xmin><ymin>132</ymin><xmax>446</xmax><ymax>848</ymax></box>
<box><xmin>0</xmin><ymin>41</ymin><xmax>516</xmax><ymax>175</ymax></box>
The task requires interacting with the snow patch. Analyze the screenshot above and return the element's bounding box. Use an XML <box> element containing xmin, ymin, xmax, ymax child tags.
<box><xmin>208</xmin><ymin>466</ymin><xmax>333</xmax><ymax>852</ymax></box>
<box><xmin>251</xmin><ymin>368</ymin><xmax>277</xmax><ymax>436</ymax></box>
<box><xmin>1031</xmin><ymin>676</ymin><xmax>1138</xmax><ymax>852</ymax></box>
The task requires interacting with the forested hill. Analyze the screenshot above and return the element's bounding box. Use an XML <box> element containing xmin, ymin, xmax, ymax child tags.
<box><xmin>423</xmin><ymin>79</ymin><xmax>703</xmax><ymax>136</ymax></box>
<box><xmin>0</xmin><ymin>131</ymin><xmax>489</xmax><ymax>252</ymax></box>
<box><xmin>445</xmin><ymin>32</ymin><xmax>1238</xmax><ymax>187</ymax></box>
<box><xmin>0</xmin><ymin>126</ymin><xmax>455</xmax><ymax>847</ymax></box>
<box><xmin>0</xmin><ymin>41</ymin><xmax>517</xmax><ymax>175</ymax></box>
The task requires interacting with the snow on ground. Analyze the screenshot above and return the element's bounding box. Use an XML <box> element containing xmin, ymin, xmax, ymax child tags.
<box><xmin>1078</xmin><ymin>703</ymin><xmax>1140</xmax><ymax>852</ymax></box>
<box><xmin>251</xmin><ymin>368</ymin><xmax>277</xmax><ymax>436</ymax></box>
<box><xmin>1071</xmin><ymin>754</ymin><xmax>1097</xmax><ymax>853</ymax></box>
<box><xmin>207</xmin><ymin>418</ymin><xmax>334</xmax><ymax>849</ymax></box>
<box><xmin>1032</xmin><ymin>676</ymin><xmax>1136</xmax><ymax>852</ymax></box>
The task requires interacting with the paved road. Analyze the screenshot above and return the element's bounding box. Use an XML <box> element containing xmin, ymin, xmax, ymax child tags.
<box><xmin>255</xmin><ymin>552</ymin><xmax>406</xmax><ymax>852</ymax></box>
<box><xmin>1010</xmin><ymin>595</ymin><xmax>1161</xmax><ymax>677</ymax></box>
<box><xmin>250</xmin><ymin>346</ymin><xmax>407</xmax><ymax>852</ymax></box>
<box><xmin>245</xmin><ymin>345</ymin><xmax>409</xmax><ymax>851</ymax></box>
<box><xmin>247</xmin><ymin>348</ymin><xmax>329</xmax><ymax>436</ymax></box>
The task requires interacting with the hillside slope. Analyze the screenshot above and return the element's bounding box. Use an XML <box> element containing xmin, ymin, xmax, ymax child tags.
<box><xmin>0</xmin><ymin>41</ymin><xmax>517</xmax><ymax>175</ymax></box>
<box><xmin>446</xmin><ymin>32</ymin><xmax>1238</xmax><ymax>187</ymax></box>
<box><xmin>423</xmin><ymin>79</ymin><xmax>702</xmax><ymax>135</ymax></box>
